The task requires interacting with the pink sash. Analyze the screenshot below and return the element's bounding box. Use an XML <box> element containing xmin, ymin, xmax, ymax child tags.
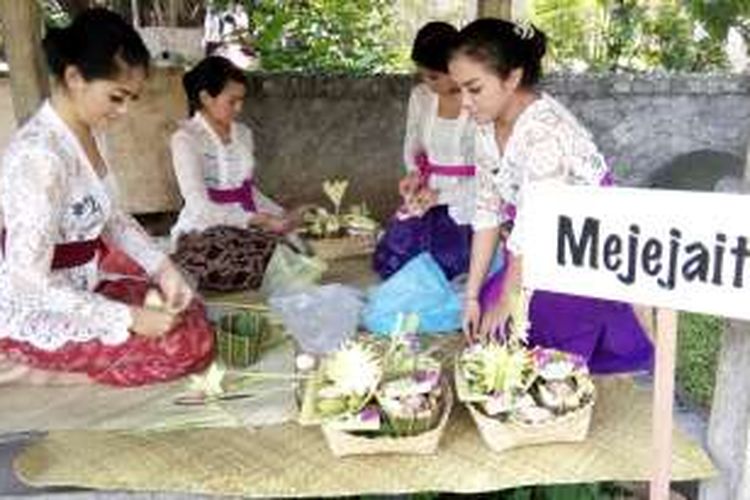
<box><xmin>415</xmin><ymin>152</ymin><xmax>475</xmax><ymax>182</ymax></box>
<box><xmin>206</xmin><ymin>178</ymin><xmax>256</xmax><ymax>212</ymax></box>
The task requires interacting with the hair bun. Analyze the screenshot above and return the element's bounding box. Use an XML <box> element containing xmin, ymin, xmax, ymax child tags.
<box><xmin>453</xmin><ymin>17</ymin><xmax>547</xmax><ymax>87</ymax></box>
<box><xmin>41</xmin><ymin>8</ymin><xmax>150</xmax><ymax>81</ymax></box>
<box><xmin>528</xmin><ymin>23</ymin><xmax>547</xmax><ymax>61</ymax></box>
<box><xmin>42</xmin><ymin>26</ymin><xmax>73</xmax><ymax>77</ymax></box>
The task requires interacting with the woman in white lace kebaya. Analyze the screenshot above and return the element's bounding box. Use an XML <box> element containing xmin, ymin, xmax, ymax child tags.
<box><xmin>451</xmin><ymin>19</ymin><xmax>653</xmax><ymax>374</ymax></box>
<box><xmin>0</xmin><ymin>9</ymin><xmax>214</xmax><ymax>386</ymax></box>
<box><xmin>170</xmin><ymin>56</ymin><xmax>302</xmax><ymax>292</ymax></box>
<box><xmin>373</xmin><ymin>22</ymin><xmax>477</xmax><ymax>280</ymax></box>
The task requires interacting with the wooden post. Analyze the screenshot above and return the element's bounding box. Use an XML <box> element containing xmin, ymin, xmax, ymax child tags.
<box><xmin>131</xmin><ymin>0</ymin><xmax>141</xmax><ymax>28</ymax></box>
<box><xmin>512</xmin><ymin>0</ymin><xmax>529</xmax><ymax>20</ymax></box>
<box><xmin>477</xmin><ymin>0</ymin><xmax>512</xmax><ymax>19</ymax></box>
<box><xmin>0</xmin><ymin>0</ymin><xmax>49</xmax><ymax>124</ymax></box>
<box><xmin>167</xmin><ymin>0</ymin><xmax>179</xmax><ymax>27</ymax></box>
<box><xmin>650</xmin><ymin>308</ymin><xmax>678</xmax><ymax>499</ymax></box>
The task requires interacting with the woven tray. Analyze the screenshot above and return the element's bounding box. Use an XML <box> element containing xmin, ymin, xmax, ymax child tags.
<box><xmin>308</xmin><ymin>235</ymin><xmax>375</xmax><ymax>261</ymax></box>
<box><xmin>320</xmin><ymin>379</ymin><xmax>453</xmax><ymax>457</ymax></box>
<box><xmin>465</xmin><ymin>395</ymin><xmax>594</xmax><ymax>453</ymax></box>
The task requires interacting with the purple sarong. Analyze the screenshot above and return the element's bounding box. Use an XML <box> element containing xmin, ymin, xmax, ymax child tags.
<box><xmin>373</xmin><ymin>204</ymin><xmax>471</xmax><ymax>280</ymax></box>
<box><xmin>479</xmin><ymin>258</ymin><xmax>653</xmax><ymax>375</ymax></box>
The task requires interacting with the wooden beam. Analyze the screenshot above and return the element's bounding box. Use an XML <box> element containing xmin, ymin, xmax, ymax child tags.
<box><xmin>0</xmin><ymin>0</ymin><xmax>49</xmax><ymax>124</ymax></box>
<box><xmin>167</xmin><ymin>0</ymin><xmax>179</xmax><ymax>27</ymax></box>
<box><xmin>477</xmin><ymin>0</ymin><xmax>512</xmax><ymax>19</ymax></box>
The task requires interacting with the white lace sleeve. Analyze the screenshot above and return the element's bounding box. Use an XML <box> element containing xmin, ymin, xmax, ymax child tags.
<box><xmin>171</xmin><ymin>130</ymin><xmax>249</xmax><ymax>228</ymax></box>
<box><xmin>1</xmin><ymin>149</ymin><xmax>133</xmax><ymax>350</ymax></box>
<box><xmin>403</xmin><ymin>86</ymin><xmax>426</xmax><ymax>172</ymax></box>
<box><xmin>506</xmin><ymin>132</ymin><xmax>566</xmax><ymax>255</ymax></box>
<box><xmin>103</xmin><ymin>209</ymin><xmax>166</xmax><ymax>275</ymax></box>
<box><xmin>472</xmin><ymin>163</ymin><xmax>503</xmax><ymax>230</ymax></box>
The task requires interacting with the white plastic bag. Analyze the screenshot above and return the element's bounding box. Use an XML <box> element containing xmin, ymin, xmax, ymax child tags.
<box><xmin>269</xmin><ymin>284</ymin><xmax>363</xmax><ymax>353</ymax></box>
<box><xmin>261</xmin><ymin>243</ymin><xmax>327</xmax><ymax>296</ymax></box>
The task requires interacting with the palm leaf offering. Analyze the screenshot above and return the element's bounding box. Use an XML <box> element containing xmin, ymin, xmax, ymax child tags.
<box><xmin>301</xmin><ymin>314</ymin><xmax>447</xmax><ymax>438</ymax></box>
<box><xmin>302</xmin><ymin>178</ymin><xmax>379</xmax><ymax>239</ymax></box>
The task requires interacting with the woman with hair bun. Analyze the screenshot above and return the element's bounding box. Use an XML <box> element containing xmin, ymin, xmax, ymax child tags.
<box><xmin>452</xmin><ymin>18</ymin><xmax>653</xmax><ymax>374</ymax></box>
<box><xmin>373</xmin><ymin>21</ymin><xmax>477</xmax><ymax>281</ymax></box>
<box><xmin>0</xmin><ymin>8</ymin><xmax>214</xmax><ymax>386</ymax></box>
<box><xmin>169</xmin><ymin>55</ymin><xmax>304</xmax><ymax>292</ymax></box>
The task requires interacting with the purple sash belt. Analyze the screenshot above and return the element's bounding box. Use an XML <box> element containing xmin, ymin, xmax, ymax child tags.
<box><xmin>206</xmin><ymin>178</ymin><xmax>256</xmax><ymax>212</ymax></box>
<box><xmin>1</xmin><ymin>231</ymin><xmax>104</xmax><ymax>270</ymax></box>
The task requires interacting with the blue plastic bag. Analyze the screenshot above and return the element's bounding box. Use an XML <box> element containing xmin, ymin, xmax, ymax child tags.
<box><xmin>362</xmin><ymin>252</ymin><xmax>461</xmax><ymax>335</ymax></box>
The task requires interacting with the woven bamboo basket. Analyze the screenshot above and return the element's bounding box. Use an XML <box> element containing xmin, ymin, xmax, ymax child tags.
<box><xmin>212</xmin><ymin>303</ymin><xmax>284</xmax><ymax>368</ymax></box>
<box><xmin>308</xmin><ymin>235</ymin><xmax>375</xmax><ymax>261</ymax></box>
<box><xmin>321</xmin><ymin>379</ymin><xmax>453</xmax><ymax>457</ymax></box>
<box><xmin>465</xmin><ymin>394</ymin><xmax>595</xmax><ymax>453</ymax></box>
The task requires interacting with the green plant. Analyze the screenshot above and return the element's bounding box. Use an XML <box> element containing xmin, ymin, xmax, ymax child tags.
<box><xmin>212</xmin><ymin>0</ymin><xmax>403</xmax><ymax>73</ymax></box>
<box><xmin>530</xmin><ymin>0</ymin><xmax>732</xmax><ymax>72</ymax></box>
<box><xmin>677</xmin><ymin>312</ymin><xmax>723</xmax><ymax>408</ymax></box>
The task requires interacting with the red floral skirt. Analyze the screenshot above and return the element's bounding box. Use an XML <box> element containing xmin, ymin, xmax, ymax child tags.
<box><xmin>0</xmin><ymin>246</ymin><xmax>215</xmax><ymax>387</ymax></box>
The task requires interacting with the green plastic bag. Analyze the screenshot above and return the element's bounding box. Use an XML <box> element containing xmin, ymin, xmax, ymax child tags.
<box><xmin>261</xmin><ymin>242</ymin><xmax>327</xmax><ymax>295</ymax></box>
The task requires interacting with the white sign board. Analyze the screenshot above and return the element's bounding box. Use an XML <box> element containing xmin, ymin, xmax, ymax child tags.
<box><xmin>523</xmin><ymin>183</ymin><xmax>750</xmax><ymax>320</ymax></box>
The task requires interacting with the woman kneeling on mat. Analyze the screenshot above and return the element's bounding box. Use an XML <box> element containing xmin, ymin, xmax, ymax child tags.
<box><xmin>0</xmin><ymin>9</ymin><xmax>214</xmax><ymax>387</ymax></box>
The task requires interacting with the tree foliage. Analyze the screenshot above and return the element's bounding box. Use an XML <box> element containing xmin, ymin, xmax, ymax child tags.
<box><xmin>530</xmin><ymin>0</ymin><xmax>740</xmax><ymax>72</ymax></box>
<box><xmin>213</xmin><ymin>0</ymin><xmax>404</xmax><ymax>73</ymax></box>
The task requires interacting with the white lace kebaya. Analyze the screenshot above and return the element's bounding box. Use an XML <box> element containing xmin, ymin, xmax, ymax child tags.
<box><xmin>403</xmin><ymin>83</ymin><xmax>477</xmax><ymax>225</ymax></box>
<box><xmin>472</xmin><ymin>93</ymin><xmax>612</xmax><ymax>255</ymax></box>
<box><xmin>169</xmin><ymin>113</ymin><xmax>283</xmax><ymax>242</ymax></box>
<box><xmin>0</xmin><ymin>102</ymin><xmax>166</xmax><ymax>350</ymax></box>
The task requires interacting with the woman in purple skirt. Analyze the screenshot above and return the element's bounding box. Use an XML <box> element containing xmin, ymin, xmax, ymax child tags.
<box><xmin>373</xmin><ymin>22</ymin><xmax>477</xmax><ymax>280</ymax></box>
<box><xmin>450</xmin><ymin>19</ymin><xmax>653</xmax><ymax>374</ymax></box>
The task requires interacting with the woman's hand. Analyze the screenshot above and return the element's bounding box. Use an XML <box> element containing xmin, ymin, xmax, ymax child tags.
<box><xmin>413</xmin><ymin>186</ymin><xmax>438</xmax><ymax>211</ymax></box>
<box><xmin>478</xmin><ymin>299</ymin><xmax>511</xmax><ymax>342</ymax></box>
<box><xmin>130</xmin><ymin>306</ymin><xmax>175</xmax><ymax>338</ymax></box>
<box><xmin>463</xmin><ymin>295</ymin><xmax>511</xmax><ymax>343</ymax></box>
<box><xmin>398</xmin><ymin>172</ymin><xmax>422</xmax><ymax>198</ymax></box>
<box><xmin>462</xmin><ymin>297</ymin><xmax>482</xmax><ymax>341</ymax></box>
<box><xmin>284</xmin><ymin>205</ymin><xmax>314</xmax><ymax>231</ymax></box>
<box><xmin>401</xmin><ymin>186</ymin><xmax>438</xmax><ymax>217</ymax></box>
<box><xmin>155</xmin><ymin>259</ymin><xmax>194</xmax><ymax>314</ymax></box>
<box><xmin>251</xmin><ymin>213</ymin><xmax>292</xmax><ymax>234</ymax></box>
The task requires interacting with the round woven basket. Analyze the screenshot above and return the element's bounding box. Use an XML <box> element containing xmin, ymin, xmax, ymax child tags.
<box><xmin>214</xmin><ymin>306</ymin><xmax>283</xmax><ymax>368</ymax></box>
<box><xmin>308</xmin><ymin>235</ymin><xmax>375</xmax><ymax>261</ymax></box>
<box><xmin>465</xmin><ymin>393</ymin><xmax>595</xmax><ymax>453</ymax></box>
<box><xmin>321</xmin><ymin>379</ymin><xmax>453</xmax><ymax>457</ymax></box>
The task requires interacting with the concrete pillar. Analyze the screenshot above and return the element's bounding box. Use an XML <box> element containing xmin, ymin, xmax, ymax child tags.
<box><xmin>477</xmin><ymin>0</ymin><xmax>512</xmax><ymax>19</ymax></box>
<box><xmin>699</xmin><ymin>320</ymin><xmax>750</xmax><ymax>499</ymax></box>
<box><xmin>699</xmin><ymin>131</ymin><xmax>750</xmax><ymax>500</ymax></box>
<box><xmin>0</xmin><ymin>0</ymin><xmax>49</xmax><ymax>124</ymax></box>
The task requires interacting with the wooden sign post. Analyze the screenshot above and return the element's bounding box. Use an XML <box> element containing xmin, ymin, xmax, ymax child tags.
<box><xmin>523</xmin><ymin>184</ymin><xmax>750</xmax><ymax>499</ymax></box>
<box><xmin>651</xmin><ymin>308</ymin><xmax>677</xmax><ymax>499</ymax></box>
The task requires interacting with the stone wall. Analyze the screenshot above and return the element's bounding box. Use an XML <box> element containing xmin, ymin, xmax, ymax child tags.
<box><xmin>553</xmin><ymin>74</ymin><xmax>750</xmax><ymax>187</ymax></box>
<box><xmin>240</xmin><ymin>74</ymin><xmax>415</xmax><ymax>218</ymax></box>
<box><xmin>4</xmin><ymin>71</ymin><xmax>749</xmax><ymax>218</ymax></box>
<box><xmin>240</xmin><ymin>73</ymin><xmax>750</xmax><ymax>219</ymax></box>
